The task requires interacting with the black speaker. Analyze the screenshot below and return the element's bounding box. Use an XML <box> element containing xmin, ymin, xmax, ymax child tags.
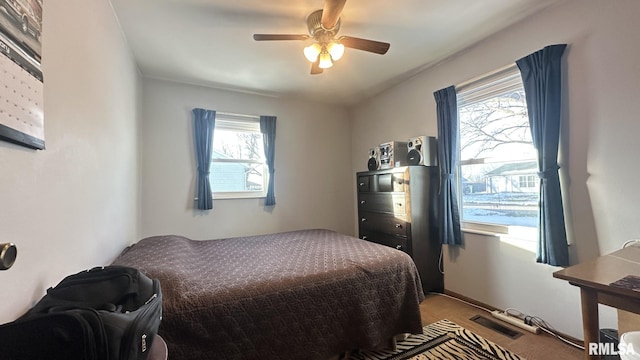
<box><xmin>367</xmin><ymin>147</ymin><xmax>380</xmax><ymax>171</ymax></box>
<box><xmin>407</xmin><ymin>136</ymin><xmax>438</xmax><ymax>166</ymax></box>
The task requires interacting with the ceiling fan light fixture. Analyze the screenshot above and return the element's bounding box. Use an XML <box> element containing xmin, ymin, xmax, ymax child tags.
<box><xmin>318</xmin><ymin>50</ymin><xmax>333</xmax><ymax>69</ymax></box>
<box><xmin>304</xmin><ymin>43</ymin><xmax>322</xmax><ymax>62</ymax></box>
<box><xmin>327</xmin><ymin>42</ymin><xmax>344</xmax><ymax>61</ymax></box>
<box><xmin>252</xmin><ymin>1</ymin><xmax>391</xmax><ymax>74</ymax></box>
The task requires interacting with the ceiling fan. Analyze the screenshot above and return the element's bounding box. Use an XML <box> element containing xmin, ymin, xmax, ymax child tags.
<box><xmin>253</xmin><ymin>0</ymin><xmax>390</xmax><ymax>75</ymax></box>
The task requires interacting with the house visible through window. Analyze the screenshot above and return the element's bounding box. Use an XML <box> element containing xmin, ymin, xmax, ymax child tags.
<box><xmin>457</xmin><ymin>66</ymin><xmax>538</xmax><ymax>235</ymax></box>
<box><xmin>211</xmin><ymin>113</ymin><xmax>267</xmax><ymax>199</ymax></box>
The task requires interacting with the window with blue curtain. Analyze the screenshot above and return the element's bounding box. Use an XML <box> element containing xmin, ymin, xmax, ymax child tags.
<box><xmin>444</xmin><ymin>44</ymin><xmax>569</xmax><ymax>266</ymax></box>
<box><xmin>197</xmin><ymin>112</ymin><xmax>276</xmax><ymax>207</ymax></box>
<box><xmin>210</xmin><ymin>113</ymin><xmax>268</xmax><ymax>200</ymax></box>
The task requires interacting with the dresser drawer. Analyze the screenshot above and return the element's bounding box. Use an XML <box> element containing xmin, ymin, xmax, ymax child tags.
<box><xmin>357</xmin><ymin>175</ymin><xmax>371</xmax><ymax>192</ymax></box>
<box><xmin>359</xmin><ymin>211</ymin><xmax>408</xmax><ymax>236</ymax></box>
<box><xmin>376</xmin><ymin>172</ymin><xmax>406</xmax><ymax>192</ymax></box>
<box><xmin>357</xmin><ymin>172</ymin><xmax>406</xmax><ymax>193</ymax></box>
<box><xmin>391</xmin><ymin>172</ymin><xmax>406</xmax><ymax>192</ymax></box>
<box><xmin>358</xmin><ymin>193</ymin><xmax>406</xmax><ymax>214</ymax></box>
<box><xmin>359</xmin><ymin>230</ymin><xmax>410</xmax><ymax>253</ymax></box>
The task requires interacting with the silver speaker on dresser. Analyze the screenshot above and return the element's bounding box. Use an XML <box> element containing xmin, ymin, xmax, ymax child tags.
<box><xmin>379</xmin><ymin>141</ymin><xmax>408</xmax><ymax>169</ymax></box>
<box><xmin>367</xmin><ymin>147</ymin><xmax>380</xmax><ymax>171</ymax></box>
<box><xmin>407</xmin><ymin>136</ymin><xmax>438</xmax><ymax>166</ymax></box>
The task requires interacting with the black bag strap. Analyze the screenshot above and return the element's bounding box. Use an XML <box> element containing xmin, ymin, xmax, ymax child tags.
<box><xmin>47</xmin><ymin>266</ymin><xmax>138</xmax><ymax>303</ymax></box>
<box><xmin>46</xmin><ymin>266</ymin><xmax>155</xmax><ymax>310</ymax></box>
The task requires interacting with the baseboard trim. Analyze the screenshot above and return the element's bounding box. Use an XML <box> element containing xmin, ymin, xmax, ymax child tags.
<box><xmin>443</xmin><ymin>290</ymin><xmax>501</xmax><ymax>312</ymax></box>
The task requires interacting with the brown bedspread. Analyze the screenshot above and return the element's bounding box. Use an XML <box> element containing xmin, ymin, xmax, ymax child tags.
<box><xmin>112</xmin><ymin>229</ymin><xmax>424</xmax><ymax>360</ymax></box>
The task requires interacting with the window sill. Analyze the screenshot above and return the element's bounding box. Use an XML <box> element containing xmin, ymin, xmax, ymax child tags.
<box><xmin>195</xmin><ymin>193</ymin><xmax>266</xmax><ymax>201</ymax></box>
<box><xmin>461</xmin><ymin>227</ymin><xmax>501</xmax><ymax>238</ymax></box>
<box><xmin>213</xmin><ymin>193</ymin><xmax>266</xmax><ymax>200</ymax></box>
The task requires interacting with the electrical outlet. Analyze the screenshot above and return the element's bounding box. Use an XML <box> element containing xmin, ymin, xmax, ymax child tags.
<box><xmin>491</xmin><ymin>310</ymin><xmax>541</xmax><ymax>334</ymax></box>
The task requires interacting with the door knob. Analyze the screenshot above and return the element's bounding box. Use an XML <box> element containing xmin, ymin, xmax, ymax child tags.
<box><xmin>0</xmin><ymin>243</ymin><xmax>17</xmax><ymax>270</ymax></box>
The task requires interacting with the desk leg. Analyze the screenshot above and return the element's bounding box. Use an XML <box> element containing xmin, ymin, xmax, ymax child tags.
<box><xmin>580</xmin><ymin>287</ymin><xmax>599</xmax><ymax>360</ymax></box>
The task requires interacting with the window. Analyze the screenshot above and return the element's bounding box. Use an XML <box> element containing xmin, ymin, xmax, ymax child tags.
<box><xmin>518</xmin><ymin>175</ymin><xmax>537</xmax><ymax>188</ymax></box>
<box><xmin>457</xmin><ymin>66</ymin><xmax>538</xmax><ymax>236</ymax></box>
<box><xmin>211</xmin><ymin>113</ymin><xmax>267</xmax><ymax>199</ymax></box>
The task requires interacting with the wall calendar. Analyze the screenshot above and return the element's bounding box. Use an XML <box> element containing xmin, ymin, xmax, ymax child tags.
<box><xmin>0</xmin><ymin>0</ymin><xmax>44</xmax><ymax>150</ymax></box>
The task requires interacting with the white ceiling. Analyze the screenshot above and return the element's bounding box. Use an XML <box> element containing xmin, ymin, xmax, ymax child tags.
<box><xmin>109</xmin><ymin>0</ymin><xmax>558</xmax><ymax>106</ymax></box>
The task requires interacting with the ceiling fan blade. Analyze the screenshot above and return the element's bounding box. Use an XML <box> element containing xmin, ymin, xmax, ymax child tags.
<box><xmin>321</xmin><ymin>0</ymin><xmax>347</xmax><ymax>30</ymax></box>
<box><xmin>253</xmin><ymin>34</ymin><xmax>310</xmax><ymax>41</ymax></box>
<box><xmin>339</xmin><ymin>36</ymin><xmax>390</xmax><ymax>55</ymax></box>
<box><xmin>311</xmin><ymin>59</ymin><xmax>323</xmax><ymax>75</ymax></box>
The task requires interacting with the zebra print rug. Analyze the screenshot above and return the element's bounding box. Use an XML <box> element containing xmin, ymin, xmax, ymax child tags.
<box><xmin>349</xmin><ymin>319</ymin><xmax>525</xmax><ymax>360</ymax></box>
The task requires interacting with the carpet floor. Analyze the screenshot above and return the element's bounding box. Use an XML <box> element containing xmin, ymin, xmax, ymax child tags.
<box><xmin>349</xmin><ymin>319</ymin><xmax>526</xmax><ymax>360</ymax></box>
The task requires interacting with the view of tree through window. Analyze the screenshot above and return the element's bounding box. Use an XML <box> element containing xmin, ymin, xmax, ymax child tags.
<box><xmin>211</xmin><ymin>118</ymin><xmax>266</xmax><ymax>195</ymax></box>
<box><xmin>458</xmin><ymin>74</ymin><xmax>539</xmax><ymax>229</ymax></box>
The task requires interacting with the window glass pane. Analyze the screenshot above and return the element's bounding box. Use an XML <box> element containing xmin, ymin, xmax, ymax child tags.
<box><xmin>459</xmin><ymin>84</ymin><xmax>539</xmax><ymax>228</ymax></box>
<box><xmin>212</xmin><ymin>129</ymin><xmax>264</xmax><ymax>161</ymax></box>
<box><xmin>461</xmin><ymin>162</ymin><xmax>539</xmax><ymax>228</ymax></box>
<box><xmin>210</xmin><ymin>162</ymin><xmax>265</xmax><ymax>192</ymax></box>
<box><xmin>210</xmin><ymin>114</ymin><xmax>267</xmax><ymax>197</ymax></box>
<box><xmin>459</xmin><ymin>89</ymin><xmax>533</xmax><ymax>161</ymax></box>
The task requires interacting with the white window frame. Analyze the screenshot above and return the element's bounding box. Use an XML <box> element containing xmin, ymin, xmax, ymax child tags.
<box><xmin>455</xmin><ymin>65</ymin><xmax>538</xmax><ymax>241</ymax></box>
<box><xmin>211</xmin><ymin>113</ymin><xmax>268</xmax><ymax>200</ymax></box>
<box><xmin>519</xmin><ymin>175</ymin><xmax>537</xmax><ymax>188</ymax></box>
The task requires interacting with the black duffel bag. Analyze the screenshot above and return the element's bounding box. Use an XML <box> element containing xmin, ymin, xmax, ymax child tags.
<box><xmin>0</xmin><ymin>266</ymin><xmax>162</xmax><ymax>360</ymax></box>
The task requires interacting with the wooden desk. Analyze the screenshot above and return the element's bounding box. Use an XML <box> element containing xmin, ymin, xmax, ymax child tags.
<box><xmin>553</xmin><ymin>245</ymin><xmax>640</xmax><ymax>359</ymax></box>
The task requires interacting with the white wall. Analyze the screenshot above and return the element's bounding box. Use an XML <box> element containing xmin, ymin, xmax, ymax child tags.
<box><xmin>351</xmin><ymin>0</ymin><xmax>640</xmax><ymax>338</ymax></box>
<box><xmin>139</xmin><ymin>78</ymin><xmax>353</xmax><ymax>240</ymax></box>
<box><xmin>0</xmin><ymin>0</ymin><xmax>141</xmax><ymax>323</ymax></box>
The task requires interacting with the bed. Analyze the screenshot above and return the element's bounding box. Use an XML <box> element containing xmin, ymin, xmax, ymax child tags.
<box><xmin>112</xmin><ymin>229</ymin><xmax>424</xmax><ymax>360</ymax></box>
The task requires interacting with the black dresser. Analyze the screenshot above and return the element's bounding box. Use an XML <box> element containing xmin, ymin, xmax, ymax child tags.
<box><xmin>357</xmin><ymin>166</ymin><xmax>443</xmax><ymax>293</ymax></box>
